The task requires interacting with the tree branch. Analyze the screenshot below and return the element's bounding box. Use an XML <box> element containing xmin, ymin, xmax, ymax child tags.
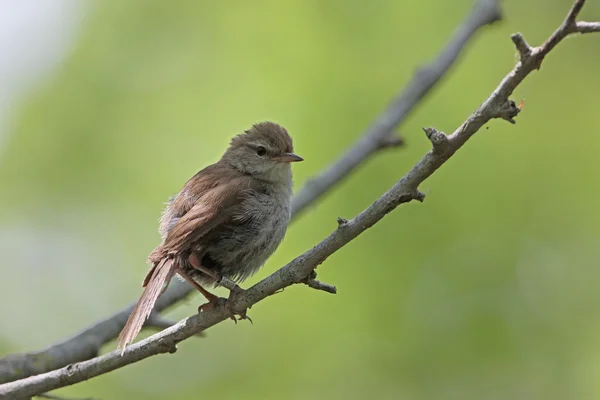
<box><xmin>1</xmin><ymin>1</ymin><xmax>596</xmax><ymax>398</ymax></box>
<box><xmin>0</xmin><ymin>0</ymin><xmax>501</xmax><ymax>388</ymax></box>
<box><xmin>574</xmin><ymin>21</ymin><xmax>600</xmax><ymax>33</ymax></box>
<box><xmin>301</xmin><ymin>271</ymin><xmax>337</xmax><ymax>294</ymax></box>
<box><xmin>0</xmin><ymin>279</ymin><xmax>194</xmax><ymax>386</ymax></box>
<box><xmin>290</xmin><ymin>0</ymin><xmax>502</xmax><ymax>217</ymax></box>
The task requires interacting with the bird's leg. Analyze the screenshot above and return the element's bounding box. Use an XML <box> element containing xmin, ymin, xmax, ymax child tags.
<box><xmin>174</xmin><ymin>266</ymin><xmax>225</xmax><ymax>316</ymax></box>
<box><xmin>175</xmin><ymin>266</ymin><xmax>217</xmax><ymax>303</ymax></box>
<box><xmin>187</xmin><ymin>253</ymin><xmax>222</xmax><ymax>282</ymax></box>
<box><xmin>188</xmin><ymin>253</ymin><xmax>251</xmax><ymax>323</ymax></box>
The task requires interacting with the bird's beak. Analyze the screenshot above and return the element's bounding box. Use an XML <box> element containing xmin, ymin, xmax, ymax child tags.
<box><xmin>272</xmin><ymin>153</ymin><xmax>304</xmax><ymax>163</ymax></box>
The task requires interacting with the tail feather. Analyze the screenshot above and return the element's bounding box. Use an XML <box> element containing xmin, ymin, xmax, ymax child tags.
<box><xmin>117</xmin><ymin>258</ymin><xmax>176</xmax><ymax>353</ymax></box>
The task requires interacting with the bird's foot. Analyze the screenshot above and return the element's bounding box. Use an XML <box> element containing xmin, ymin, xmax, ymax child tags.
<box><xmin>196</xmin><ymin>291</ymin><xmax>218</xmax><ymax>313</ymax></box>
<box><xmin>195</xmin><ymin>291</ymin><xmax>237</xmax><ymax>323</ymax></box>
<box><xmin>224</xmin><ymin>282</ymin><xmax>252</xmax><ymax>324</ymax></box>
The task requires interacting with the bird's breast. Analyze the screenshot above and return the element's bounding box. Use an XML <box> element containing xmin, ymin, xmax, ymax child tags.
<box><xmin>208</xmin><ymin>186</ymin><xmax>292</xmax><ymax>282</ymax></box>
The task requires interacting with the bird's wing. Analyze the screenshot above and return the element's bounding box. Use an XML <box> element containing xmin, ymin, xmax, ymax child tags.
<box><xmin>161</xmin><ymin>172</ymin><xmax>258</xmax><ymax>254</ymax></box>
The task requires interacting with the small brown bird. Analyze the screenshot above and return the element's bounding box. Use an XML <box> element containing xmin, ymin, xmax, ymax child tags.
<box><xmin>117</xmin><ymin>122</ymin><xmax>302</xmax><ymax>351</ymax></box>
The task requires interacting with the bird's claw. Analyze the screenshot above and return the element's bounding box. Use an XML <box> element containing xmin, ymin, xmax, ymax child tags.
<box><xmin>197</xmin><ymin>298</ymin><xmax>237</xmax><ymax>323</ymax></box>
<box><xmin>196</xmin><ymin>283</ymin><xmax>251</xmax><ymax>324</ymax></box>
<box><xmin>225</xmin><ymin>286</ymin><xmax>252</xmax><ymax>324</ymax></box>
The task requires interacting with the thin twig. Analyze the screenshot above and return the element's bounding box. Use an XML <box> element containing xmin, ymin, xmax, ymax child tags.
<box><xmin>303</xmin><ymin>279</ymin><xmax>337</xmax><ymax>294</ymax></box>
<box><xmin>0</xmin><ymin>0</ymin><xmax>502</xmax><ymax>387</ymax></box>
<box><xmin>574</xmin><ymin>21</ymin><xmax>600</xmax><ymax>33</ymax></box>
<box><xmin>0</xmin><ymin>1</ymin><xmax>596</xmax><ymax>398</ymax></box>
<box><xmin>301</xmin><ymin>271</ymin><xmax>337</xmax><ymax>294</ymax></box>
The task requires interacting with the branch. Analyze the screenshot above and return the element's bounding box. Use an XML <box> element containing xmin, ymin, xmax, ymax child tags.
<box><xmin>0</xmin><ymin>0</ymin><xmax>501</xmax><ymax>388</ymax></box>
<box><xmin>574</xmin><ymin>21</ymin><xmax>600</xmax><ymax>33</ymax></box>
<box><xmin>290</xmin><ymin>0</ymin><xmax>501</xmax><ymax>216</ymax></box>
<box><xmin>145</xmin><ymin>313</ymin><xmax>206</xmax><ymax>337</ymax></box>
<box><xmin>1</xmin><ymin>1</ymin><xmax>597</xmax><ymax>397</ymax></box>
<box><xmin>0</xmin><ymin>280</ymin><xmax>194</xmax><ymax>386</ymax></box>
<box><xmin>301</xmin><ymin>271</ymin><xmax>337</xmax><ymax>294</ymax></box>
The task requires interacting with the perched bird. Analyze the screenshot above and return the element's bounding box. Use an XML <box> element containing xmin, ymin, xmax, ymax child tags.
<box><xmin>117</xmin><ymin>122</ymin><xmax>303</xmax><ymax>351</ymax></box>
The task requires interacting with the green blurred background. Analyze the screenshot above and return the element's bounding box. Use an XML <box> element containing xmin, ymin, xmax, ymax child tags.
<box><xmin>1</xmin><ymin>0</ymin><xmax>600</xmax><ymax>399</ymax></box>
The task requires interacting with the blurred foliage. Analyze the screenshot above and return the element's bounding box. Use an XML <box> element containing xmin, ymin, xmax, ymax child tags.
<box><xmin>1</xmin><ymin>0</ymin><xmax>600</xmax><ymax>399</ymax></box>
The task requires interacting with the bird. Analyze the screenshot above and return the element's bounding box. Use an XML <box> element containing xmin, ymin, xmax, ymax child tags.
<box><xmin>117</xmin><ymin>121</ymin><xmax>303</xmax><ymax>352</ymax></box>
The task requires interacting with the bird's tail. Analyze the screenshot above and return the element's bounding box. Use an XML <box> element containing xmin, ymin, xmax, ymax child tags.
<box><xmin>117</xmin><ymin>257</ymin><xmax>176</xmax><ymax>354</ymax></box>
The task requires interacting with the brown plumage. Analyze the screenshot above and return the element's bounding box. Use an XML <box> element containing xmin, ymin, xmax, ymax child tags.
<box><xmin>117</xmin><ymin>122</ymin><xmax>302</xmax><ymax>352</ymax></box>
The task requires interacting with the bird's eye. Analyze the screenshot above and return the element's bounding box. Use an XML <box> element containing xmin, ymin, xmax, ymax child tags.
<box><xmin>256</xmin><ymin>146</ymin><xmax>266</xmax><ymax>156</ymax></box>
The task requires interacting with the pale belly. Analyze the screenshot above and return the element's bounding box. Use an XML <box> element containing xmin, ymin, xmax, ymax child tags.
<box><xmin>183</xmin><ymin>189</ymin><xmax>292</xmax><ymax>284</ymax></box>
